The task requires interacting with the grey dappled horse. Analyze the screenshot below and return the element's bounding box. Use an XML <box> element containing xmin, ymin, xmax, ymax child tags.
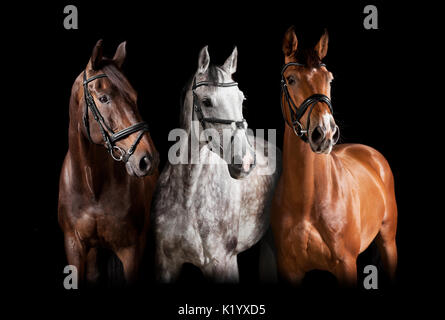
<box><xmin>152</xmin><ymin>46</ymin><xmax>280</xmax><ymax>282</ymax></box>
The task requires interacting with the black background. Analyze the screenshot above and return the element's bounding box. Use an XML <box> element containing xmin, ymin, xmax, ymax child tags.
<box><xmin>11</xmin><ymin>0</ymin><xmax>437</xmax><ymax>317</ymax></box>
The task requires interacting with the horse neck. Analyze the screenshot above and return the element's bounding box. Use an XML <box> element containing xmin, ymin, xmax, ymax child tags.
<box><xmin>176</xmin><ymin>139</ymin><xmax>225</xmax><ymax>182</ymax></box>
<box><xmin>179</xmin><ymin>86</ymin><xmax>208</xmax><ymax>166</ymax></box>
<box><xmin>282</xmin><ymin>125</ymin><xmax>333</xmax><ymax>204</ymax></box>
<box><xmin>180</xmin><ymin>83</ymin><xmax>196</xmax><ymax>131</ymax></box>
<box><xmin>67</xmin><ymin>119</ymin><xmax>126</xmax><ymax>198</ymax></box>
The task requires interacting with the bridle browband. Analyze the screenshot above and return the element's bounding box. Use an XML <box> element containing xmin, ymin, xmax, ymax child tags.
<box><xmin>83</xmin><ymin>71</ymin><xmax>149</xmax><ymax>162</ymax></box>
<box><xmin>192</xmin><ymin>78</ymin><xmax>246</xmax><ymax>129</ymax></box>
<box><xmin>280</xmin><ymin>62</ymin><xmax>333</xmax><ymax>142</ymax></box>
<box><xmin>191</xmin><ymin>77</ymin><xmax>255</xmax><ymax>165</ymax></box>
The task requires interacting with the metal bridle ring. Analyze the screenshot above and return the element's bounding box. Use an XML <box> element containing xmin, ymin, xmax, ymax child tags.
<box><xmin>110</xmin><ymin>145</ymin><xmax>126</xmax><ymax>161</ymax></box>
<box><xmin>292</xmin><ymin>121</ymin><xmax>307</xmax><ymax>137</ymax></box>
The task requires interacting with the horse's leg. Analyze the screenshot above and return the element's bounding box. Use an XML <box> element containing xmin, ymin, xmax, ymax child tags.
<box><xmin>286</xmin><ymin>271</ymin><xmax>305</xmax><ymax>286</ymax></box>
<box><xmin>274</xmin><ymin>249</ymin><xmax>305</xmax><ymax>285</ymax></box>
<box><xmin>277</xmin><ymin>262</ymin><xmax>305</xmax><ymax>286</ymax></box>
<box><xmin>156</xmin><ymin>253</ymin><xmax>182</xmax><ymax>283</ymax></box>
<box><xmin>85</xmin><ymin>247</ymin><xmax>100</xmax><ymax>286</ymax></box>
<box><xmin>259</xmin><ymin>228</ymin><xmax>278</xmax><ymax>283</ymax></box>
<box><xmin>221</xmin><ymin>256</ymin><xmax>239</xmax><ymax>283</ymax></box>
<box><xmin>64</xmin><ymin>232</ymin><xmax>86</xmax><ymax>286</ymax></box>
<box><xmin>115</xmin><ymin>246</ymin><xmax>140</xmax><ymax>286</ymax></box>
<box><xmin>375</xmin><ymin>220</ymin><xmax>397</xmax><ymax>281</ymax></box>
<box><xmin>332</xmin><ymin>255</ymin><xmax>357</xmax><ymax>287</ymax></box>
<box><xmin>202</xmin><ymin>255</ymin><xmax>239</xmax><ymax>283</ymax></box>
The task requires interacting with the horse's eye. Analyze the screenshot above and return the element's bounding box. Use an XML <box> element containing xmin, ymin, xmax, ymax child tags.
<box><xmin>287</xmin><ymin>76</ymin><xmax>296</xmax><ymax>85</ymax></box>
<box><xmin>202</xmin><ymin>98</ymin><xmax>213</xmax><ymax>107</ymax></box>
<box><xmin>99</xmin><ymin>95</ymin><xmax>109</xmax><ymax>104</ymax></box>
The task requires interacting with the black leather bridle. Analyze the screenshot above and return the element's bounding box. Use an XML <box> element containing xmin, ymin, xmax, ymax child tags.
<box><xmin>192</xmin><ymin>77</ymin><xmax>246</xmax><ymax>129</ymax></box>
<box><xmin>280</xmin><ymin>62</ymin><xmax>333</xmax><ymax>142</ymax></box>
<box><xmin>191</xmin><ymin>77</ymin><xmax>254</xmax><ymax>164</ymax></box>
<box><xmin>83</xmin><ymin>71</ymin><xmax>149</xmax><ymax>162</ymax></box>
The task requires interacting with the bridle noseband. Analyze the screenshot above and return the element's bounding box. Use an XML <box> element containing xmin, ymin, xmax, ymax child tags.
<box><xmin>191</xmin><ymin>77</ymin><xmax>254</xmax><ymax>164</ymax></box>
<box><xmin>280</xmin><ymin>62</ymin><xmax>333</xmax><ymax>142</ymax></box>
<box><xmin>83</xmin><ymin>71</ymin><xmax>149</xmax><ymax>162</ymax></box>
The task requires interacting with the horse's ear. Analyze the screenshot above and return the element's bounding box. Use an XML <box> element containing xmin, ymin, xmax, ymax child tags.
<box><xmin>113</xmin><ymin>41</ymin><xmax>126</xmax><ymax>69</ymax></box>
<box><xmin>314</xmin><ymin>29</ymin><xmax>329</xmax><ymax>60</ymax></box>
<box><xmin>222</xmin><ymin>46</ymin><xmax>238</xmax><ymax>75</ymax></box>
<box><xmin>282</xmin><ymin>26</ymin><xmax>298</xmax><ymax>59</ymax></box>
<box><xmin>90</xmin><ymin>39</ymin><xmax>104</xmax><ymax>70</ymax></box>
<box><xmin>198</xmin><ymin>45</ymin><xmax>210</xmax><ymax>74</ymax></box>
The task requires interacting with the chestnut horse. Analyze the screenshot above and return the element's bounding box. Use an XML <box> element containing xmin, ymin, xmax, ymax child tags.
<box><xmin>58</xmin><ymin>40</ymin><xmax>159</xmax><ymax>286</ymax></box>
<box><xmin>271</xmin><ymin>27</ymin><xmax>397</xmax><ymax>286</ymax></box>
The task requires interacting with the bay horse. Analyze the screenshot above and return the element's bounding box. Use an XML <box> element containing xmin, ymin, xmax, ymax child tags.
<box><xmin>153</xmin><ymin>46</ymin><xmax>280</xmax><ymax>282</ymax></box>
<box><xmin>58</xmin><ymin>40</ymin><xmax>159</xmax><ymax>286</ymax></box>
<box><xmin>271</xmin><ymin>27</ymin><xmax>398</xmax><ymax>286</ymax></box>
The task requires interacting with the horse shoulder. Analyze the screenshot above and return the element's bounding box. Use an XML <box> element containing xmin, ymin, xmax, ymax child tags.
<box><xmin>236</xmin><ymin>139</ymin><xmax>281</xmax><ymax>251</ymax></box>
<box><xmin>143</xmin><ymin>168</ymin><xmax>159</xmax><ymax>195</ymax></box>
<box><xmin>152</xmin><ymin>163</ymin><xmax>206</xmax><ymax>221</ymax></box>
<box><xmin>332</xmin><ymin>143</ymin><xmax>393</xmax><ymax>250</ymax></box>
<box><xmin>333</xmin><ymin>143</ymin><xmax>392</xmax><ymax>185</ymax></box>
<box><xmin>241</xmin><ymin>135</ymin><xmax>281</xmax><ymax>207</ymax></box>
<box><xmin>59</xmin><ymin>152</ymin><xmax>74</xmax><ymax>197</ymax></box>
<box><xmin>331</xmin><ymin>143</ymin><xmax>393</xmax><ymax>207</ymax></box>
<box><xmin>58</xmin><ymin>152</ymin><xmax>80</xmax><ymax>231</ymax></box>
<box><xmin>151</xmin><ymin>164</ymin><xmax>177</xmax><ymax>217</ymax></box>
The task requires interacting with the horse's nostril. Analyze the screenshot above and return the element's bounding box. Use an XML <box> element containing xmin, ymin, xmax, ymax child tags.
<box><xmin>139</xmin><ymin>156</ymin><xmax>150</xmax><ymax>172</ymax></box>
<box><xmin>311</xmin><ymin>126</ymin><xmax>324</xmax><ymax>143</ymax></box>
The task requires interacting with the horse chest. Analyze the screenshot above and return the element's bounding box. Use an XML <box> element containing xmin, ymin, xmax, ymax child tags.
<box><xmin>156</xmin><ymin>167</ymin><xmax>243</xmax><ymax>258</ymax></box>
<box><xmin>71</xmin><ymin>187</ymin><xmax>141</xmax><ymax>246</ymax></box>
<box><xmin>195</xmin><ymin>180</ymin><xmax>239</xmax><ymax>211</ymax></box>
<box><xmin>185</xmin><ymin>180</ymin><xmax>240</xmax><ymax>238</ymax></box>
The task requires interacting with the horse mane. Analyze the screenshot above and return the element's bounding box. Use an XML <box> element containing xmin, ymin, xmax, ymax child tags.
<box><xmin>180</xmin><ymin>64</ymin><xmax>223</xmax><ymax>105</ymax></box>
<box><xmin>100</xmin><ymin>59</ymin><xmax>136</xmax><ymax>106</ymax></box>
<box><xmin>294</xmin><ymin>47</ymin><xmax>322</xmax><ymax>68</ymax></box>
<box><xmin>179</xmin><ymin>64</ymin><xmax>224</xmax><ymax>127</ymax></box>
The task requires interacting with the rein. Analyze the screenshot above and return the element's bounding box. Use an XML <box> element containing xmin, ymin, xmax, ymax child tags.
<box><xmin>83</xmin><ymin>71</ymin><xmax>149</xmax><ymax>162</ymax></box>
<box><xmin>280</xmin><ymin>62</ymin><xmax>333</xmax><ymax>142</ymax></box>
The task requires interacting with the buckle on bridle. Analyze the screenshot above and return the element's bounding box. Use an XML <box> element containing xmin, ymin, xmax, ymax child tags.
<box><xmin>292</xmin><ymin>121</ymin><xmax>307</xmax><ymax>137</ymax></box>
<box><xmin>110</xmin><ymin>145</ymin><xmax>126</xmax><ymax>162</ymax></box>
<box><xmin>231</xmin><ymin>119</ymin><xmax>247</xmax><ymax>131</ymax></box>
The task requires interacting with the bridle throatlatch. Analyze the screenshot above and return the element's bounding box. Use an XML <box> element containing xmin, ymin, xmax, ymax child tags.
<box><xmin>83</xmin><ymin>71</ymin><xmax>149</xmax><ymax>162</ymax></box>
<box><xmin>280</xmin><ymin>62</ymin><xmax>333</xmax><ymax>142</ymax></box>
